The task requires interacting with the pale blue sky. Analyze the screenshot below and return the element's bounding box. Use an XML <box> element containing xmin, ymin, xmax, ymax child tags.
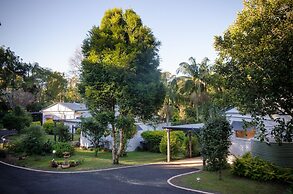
<box><xmin>0</xmin><ymin>0</ymin><xmax>243</xmax><ymax>74</ymax></box>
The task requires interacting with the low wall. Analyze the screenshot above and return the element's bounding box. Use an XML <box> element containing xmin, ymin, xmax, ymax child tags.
<box><xmin>252</xmin><ymin>140</ymin><xmax>293</xmax><ymax>168</ymax></box>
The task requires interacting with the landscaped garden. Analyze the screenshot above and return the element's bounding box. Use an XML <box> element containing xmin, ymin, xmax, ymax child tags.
<box><xmin>1</xmin><ymin>146</ymin><xmax>166</xmax><ymax>171</ymax></box>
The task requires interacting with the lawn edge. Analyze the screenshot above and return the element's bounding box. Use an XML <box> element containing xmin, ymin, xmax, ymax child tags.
<box><xmin>0</xmin><ymin>160</ymin><xmax>164</xmax><ymax>174</ymax></box>
<box><xmin>167</xmin><ymin>169</ymin><xmax>215</xmax><ymax>194</ymax></box>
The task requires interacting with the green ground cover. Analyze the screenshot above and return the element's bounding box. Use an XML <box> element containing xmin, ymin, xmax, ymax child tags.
<box><xmin>3</xmin><ymin>148</ymin><xmax>166</xmax><ymax>171</ymax></box>
<box><xmin>172</xmin><ymin>169</ymin><xmax>291</xmax><ymax>194</ymax></box>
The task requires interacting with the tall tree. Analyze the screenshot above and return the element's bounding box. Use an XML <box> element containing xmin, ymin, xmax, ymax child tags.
<box><xmin>80</xmin><ymin>8</ymin><xmax>165</xmax><ymax>164</ymax></box>
<box><xmin>177</xmin><ymin>57</ymin><xmax>211</xmax><ymax>122</ymax></box>
<box><xmin>159</xmin><ymin>72</ymin><xmax>180</xmax><ymax>125</ymax></box>
<box><xmin>214</xmin><ymin>0</ymin><xmax>293</xmax><ymax>142</ymax></box>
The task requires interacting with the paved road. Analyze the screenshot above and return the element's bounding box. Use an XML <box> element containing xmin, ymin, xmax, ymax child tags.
<box><xmin>0</xmin><ymin>163</ymin><xmax>198</xmax><ymax>194</ymax></box>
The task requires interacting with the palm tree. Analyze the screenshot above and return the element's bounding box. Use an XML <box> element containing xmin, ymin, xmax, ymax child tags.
<box><xmin>177</xmin><ymin>57</ymin><xmax>210</xmax><ymax>122</ymax></box>
<box><xmin>160</xmin><ymin>72</ymin><xmax>180</xmax><ymax>125</ymax></box>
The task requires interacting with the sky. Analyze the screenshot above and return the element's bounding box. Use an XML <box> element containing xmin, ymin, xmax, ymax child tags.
<box><xmin>0</xmin><ymin>0</ymin><xmax>243</xmax><ymax>75</ymax></box>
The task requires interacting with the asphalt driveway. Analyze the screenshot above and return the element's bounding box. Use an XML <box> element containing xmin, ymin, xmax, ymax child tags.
<box><xmin>0</xmin><ymin>163</ymin><xmax>199</xmax><ymax>194</ymax></box>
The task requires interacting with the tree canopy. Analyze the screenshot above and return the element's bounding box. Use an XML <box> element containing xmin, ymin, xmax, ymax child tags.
<box><xmin>214</xmin><ymin>0</ymin><xmax>293</xmax><ymax>118</ymax></box>
<box><xmin>80</xmin><ymin>8</ymin><xmax>165</xmax><ymax>164</ymax></box>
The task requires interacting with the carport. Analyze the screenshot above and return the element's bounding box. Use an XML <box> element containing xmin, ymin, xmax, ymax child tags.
<box><xmin>163</xmin><ymin>123</ymin><xmax>204</xmax><ymax>163</ymax></box>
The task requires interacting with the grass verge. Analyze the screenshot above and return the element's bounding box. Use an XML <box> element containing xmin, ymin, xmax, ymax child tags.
<box><xmin>2</xmin><ymin>149</ymin><xmax>166</xmax><ymax>171</ymax></box>
<box><xmin>171</xmin><ymin>169</ymin><xmax>291</xmax><ymax>194</ymax></box>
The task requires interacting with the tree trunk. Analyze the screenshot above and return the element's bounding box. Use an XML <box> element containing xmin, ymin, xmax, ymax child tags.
<box><xmin>117</xmin><ymin>128</ymin><xmax>125</xmax><ymax>157</ymax></box>
<box><xmin>111</xmin><ymin>124</ymin><xmax>119</xmax><ymax>164</ymax></box>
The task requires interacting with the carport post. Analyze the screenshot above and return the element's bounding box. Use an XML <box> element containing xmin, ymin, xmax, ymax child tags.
<box><xmin>167</xmin><ymin>128</ymin><xmax>170</xmax><ymax>163</ymax></box>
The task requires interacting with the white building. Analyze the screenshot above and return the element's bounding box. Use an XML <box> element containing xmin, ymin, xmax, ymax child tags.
<box><xmin>225</xmin><ymin>108</ymin><xmax>277</xmax><ymax>156</ymax></box>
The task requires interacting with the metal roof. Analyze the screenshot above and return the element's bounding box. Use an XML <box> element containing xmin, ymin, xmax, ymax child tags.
<box><xmin>60</xmin><ymin>103</ymin><xmax>87</xmax><ymax>111</ymax></box>
<box><xmin>231</xmin><ymin>121</ymin><xmax>254</xmax><ymax>131</ymax></box>
<box><xmin>163</xmin><ymin>123</ymin><xmax>204</xmax><ymax>132</ymax></box>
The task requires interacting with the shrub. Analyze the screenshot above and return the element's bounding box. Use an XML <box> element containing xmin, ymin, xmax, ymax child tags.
<box><xmin>231</xmin><ymin>153</ymin><xmax>293</xmax><ymax>182</ymax></box>
<box><xmin>200</xmin><ymin>115</ymin><xmax>232</xmax><ymax>173</ymax></box>
<box><xmin>75</xmin><ymin>127</ymin><xmax>81</xmax><ymax>135</ymax></box>
<box><xmin>182</xmin><ymin>134</ymin><xmax>200</xmax><ymax>157</ymax></box>
<box><xmin>31</xmin><ymin>121</ymin><xmax>41</xmax><ymax>126</ymax></box>
<box><xmin>141</xmin><ymin>130</ymin><xmax>165</xmax><ymax>152</ymax></box>
<box><xmin>159</xmin><ymin>131</ymin><xmax>185</xmax><ymax>159</ymax></box>
<box><xmin>9</xmin><ymin>125</ymin><xmax>54</xmax><ymax>155</ymax></box>
<box><xmin>10</xmin><ymin>125</ymin><xmax>45</xmax><ymax>155</ymax></box>
<box><xmin>57</xmin><ymin>124</ymin><xmax>71</xmax><ymax>142</ymax></box>
<box><xmin>43</xmin><ymin>119</ymin><xmax>55</xmax><ymax>135</ymax></box>
<box><xmin>2</xmin><ymin>106</ymin><xmax>32</xmax><ymax>131</ymax></box>
<box><xmin>52</xmin><ymin>142</ymin><xmax>74</xmax><ymax>158</ymax></box>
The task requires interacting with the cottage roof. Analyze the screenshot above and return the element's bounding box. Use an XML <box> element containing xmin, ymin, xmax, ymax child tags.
<box><xmin>41</xmin><ymin>102</ymin><xmax>87</xmax><ymax>112</ymax></box>
<box><xmin>231</xmin><ymin>121</ymin><xmax>254</xmax><ymax>131</ymax></box>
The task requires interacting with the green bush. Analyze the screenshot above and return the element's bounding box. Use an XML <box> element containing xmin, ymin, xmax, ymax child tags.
<box><xmin>75</xmin><ymin>127</ymin><xmax>81</xmax><ymax>135</ymax></box>
<box><xmin>231</xmin><ymin>153</ymin><xmax>293</xmax><ymax>182</ymax></box>
<box><xmin>52</xmin><ymin>142</ymin><xmax>74</xmax><ymax>158</ymax></box>
<box><xmin>182</xmin><ymin>134</ymin><xmax>200</xmax><ymax>157</ymax></box>
<box><xmin>141</xmin><ymin>130</ymin><xmax>165</xmax><ymax>152</ymax></box>
<box><xmin>9</xmin><ymin>125</ymin><xmax>54</xmax><ymax>155</ymax></box>
<box><xmin>160</xmin><ymin>131</ymin><xmax>185</xmax><ymax>159</ymax></box>
<box><xmin>31</xmin><ymin>121</ymin><xmax>41</xmax><ymax>126</ymax></box>
<box><xmin>2</xmin><ymin>106</ymin><xmax>32</xmax><ymax>131</ymax></box>
<box><xmin>10</xmin><ymin>125</ymin><xmax>45</xmax><ymax>155</ymax></box>
<box><xmin>57</xmin><ymin>124</ymin><xmax>71</xmax><ymax>142</ymax></box>
<box><xmin>43</xmin><ymin>120</ymin><xmax>55</xmax><ymax>135</ymax></box>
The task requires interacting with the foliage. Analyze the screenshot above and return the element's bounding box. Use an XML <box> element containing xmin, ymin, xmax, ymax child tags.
<box><xmin>116</xmin><ymin>115</ymin><xmax>136</xmax><ymax>156</ymax></box>
<box><xmin>159</xmin><ymin>131</ymin><xmax>185</xmax><ymax>159</ymax></box>
<box><xmin>182</xmin><ymin>133</ymin><xmax>200</xmax><ymax>157</ymax></box>
<box><xmin>2</xmin><ymin>106</ymin><xmax>32</xmax><ymax>131</ymax></box>
<box><xmin>44</xmin><ymin>71</ymin><xmax>67</xmax><ymax>103</ymax></box>
<box><xmin>75</xmin><ymin>127</ymin><xmax>81</xmax><ymax>135</ymax></box>
<box><xmin>52</xmin><ymin>142</ymin><xmax>75</xmax><ymax>158</ymax></box>
<box><xmin>214</xmin><ymin>0</ymin><xmax>293</xmax><ymax>142</ymax></box>
<box><xmin>43</xmin><ymin>119</ymin><xmax>55</xmax><ymax>135</ymax></box>
<box><xmin>141</xmin><ymin>130</ymin><xmax>165</xmax><ymax>152</ymax></box>
<box><xmin>81</xmin><ymin>116</ymin><xmax>108</xmax><ymax>156</ymax></box>
<box><xmin>31</xmin><ymin>121</ymin><xmax>41</xmax><ymax>126</ymax></box>
<box><xmin>232</xmin><ymin>153</ymin><xmax>293</xmax><ymax>182</ymax></box>
<box><xmin>9</xmin><ymin>125</ymin><xmax>51</xmax><ymax>155</ymax></box>
<box><xmin>80</xmin><ymin>8</ymin><xmax>165</xmax><ymax>164</ymax></box>
<box><xmin>56</xmin><ymin>123</ymin><xmax>71</xmax><ymax>142</ymax></box>
<box><xmin>200</xmin><ymin>115</ymin><xmax>232</xmax><ymax>179</ymax></box>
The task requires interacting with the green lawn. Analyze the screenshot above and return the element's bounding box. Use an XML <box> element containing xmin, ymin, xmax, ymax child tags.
<box><xmin>172</xmin><ymin>169</ymin><xmax>291</xmax><ymax>194</ymax></box>
<box><xmin>4</xmin><ymin>149</ymin><xmax>166</xmax><ymax>171</ymax></box>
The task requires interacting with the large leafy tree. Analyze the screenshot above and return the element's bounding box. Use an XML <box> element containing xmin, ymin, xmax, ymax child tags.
<box><xmin>80</xmin><ymin>8</ymin><xmax>165</xmax><ymax>164</ymax></box>
<box><xmin>214</xmin><ymin>0</ymin><xmax>293</xmax><ymax>142</ymax></box>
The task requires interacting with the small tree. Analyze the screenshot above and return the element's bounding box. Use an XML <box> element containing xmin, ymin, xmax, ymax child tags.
<box><xmin>57</xmin><ymin>123</ymin><xmax>71</xmax><ymax>142</ymax></box>
<box><xmin>2</xmin><ymin>106</ymin><xmax>32</xmax><ymax>131</ymax></box>
<box><xmin>200</xmin><ymin>115</ymin><xmax>232</xmax><ymax>180</ymax></box>
<box><xmin>81</xmin><ymin>115</ymin><xmax>108</xmax><ymax>156</ymax></box>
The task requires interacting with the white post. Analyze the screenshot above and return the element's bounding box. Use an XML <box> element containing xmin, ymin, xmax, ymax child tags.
<box><xmin>167</xmin><ymin>128</ymin><xmax>170</xmax><ymax>163</ymax></box>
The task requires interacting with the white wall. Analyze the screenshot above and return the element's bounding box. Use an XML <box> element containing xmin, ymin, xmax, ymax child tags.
<box><xmin>229</xmin><ymin>135</ymin><xmax>252</xmax><ymax>156</ymax></box>
<box><xmin>79</xmin><ymin>123</ymin><xmax>161</xmax><ymax>151</ymax></box>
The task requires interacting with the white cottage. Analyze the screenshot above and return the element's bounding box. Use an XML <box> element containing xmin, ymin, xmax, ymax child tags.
<box><xmin>225</xmin><ymin>108</ymin><xmax>277</xmax><ymax>156</ymax></box>
<box><xmin>41</xmin><ymin>102</ymin><xmax>88</xmax><ymax>124</ymax></box>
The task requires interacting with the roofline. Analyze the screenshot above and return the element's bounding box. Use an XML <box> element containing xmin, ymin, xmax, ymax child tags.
<box><xmin>40</xmin><ymin>103</ymin><xmax>88</xmax><ymax>112</ymax></box>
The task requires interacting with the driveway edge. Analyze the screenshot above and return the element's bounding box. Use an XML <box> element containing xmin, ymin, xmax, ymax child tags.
<box><xmin>167</xmin><ymin>170</ymin><xmax>214</xmax><ymax>194</ymax></box>
<box><xmin>0</xmin><ymin>160</ymin><xmax>159</xmax><ymax>174</ymax></box>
